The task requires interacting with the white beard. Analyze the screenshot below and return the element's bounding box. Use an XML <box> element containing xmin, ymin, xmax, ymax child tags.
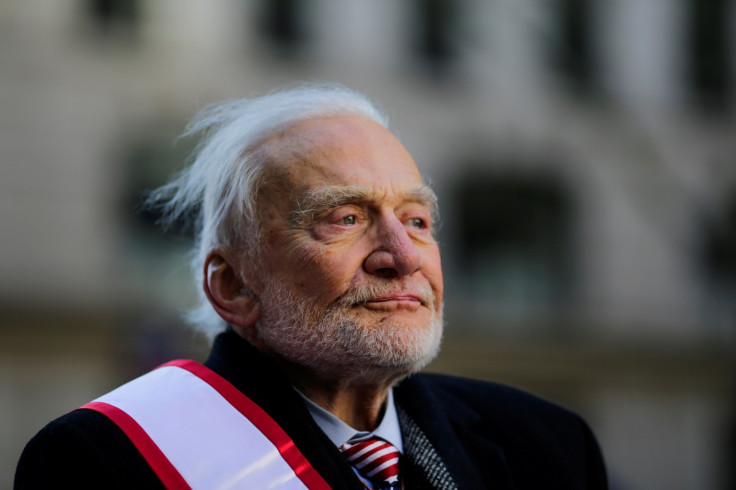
<box><xmin>253</xmin><ymin>278</ymin><xmax>444</xmax><ymax>383</ymax></box>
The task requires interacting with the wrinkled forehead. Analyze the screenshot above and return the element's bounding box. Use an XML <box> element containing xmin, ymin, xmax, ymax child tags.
<box><xmin>254</xmin><ymin>114</ymin><xmax>427</xmax><ymax>208</ymax></box>
<box><xmin>255</xmin><ymin>114</ymin><xmax>410</xmax><ymax>167</ymax></box>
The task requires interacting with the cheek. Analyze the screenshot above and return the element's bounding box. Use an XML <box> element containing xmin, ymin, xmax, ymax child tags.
<box><xmin>425</xmin><ymin>248</ymin><xmax>444</xmax><ymax>296</ymax></box>
<box><xmin>287</xmin><ymin>244</ymin><xmax>356</xmax><ymax>294</ymax></box>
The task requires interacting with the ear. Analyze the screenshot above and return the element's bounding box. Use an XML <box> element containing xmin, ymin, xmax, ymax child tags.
<box><xmin>203</xmin><ymin>250</ymin><xmax>260</xmax><ymax>329</ymax></box>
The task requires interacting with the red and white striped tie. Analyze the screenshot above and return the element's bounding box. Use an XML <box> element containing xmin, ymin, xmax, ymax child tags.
<box><xmin>340</xmin><ymin>438</ymin><xmax>401</xmax><ymax>489</ymax></box>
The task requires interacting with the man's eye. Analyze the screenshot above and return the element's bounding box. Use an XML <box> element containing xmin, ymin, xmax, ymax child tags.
<box><xmin>342</xmin><ymin>215</ymin><xmax>357</xmax><ymax>226</ymax></box>
<box><xmin>408</xmin><ymin>218</ymin><xmax>426</xmax><ymax>229</ymax></box>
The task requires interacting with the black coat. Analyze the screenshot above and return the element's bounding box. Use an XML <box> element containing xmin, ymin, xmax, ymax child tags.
<box><xmin>15</xmin><ymin>329</ymin><xmax>607</xmax><ymax>489</ymax></box>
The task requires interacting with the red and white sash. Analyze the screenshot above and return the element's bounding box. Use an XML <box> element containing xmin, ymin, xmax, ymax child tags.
<box><xmin>80</xmin><ymin>360</ymin><xmax>330</xmax><ymax>490</ymax></box>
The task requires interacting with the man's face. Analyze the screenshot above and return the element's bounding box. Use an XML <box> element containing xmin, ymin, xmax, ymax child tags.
<box><xmin>246</xmin><ymin>115</ymin><xmax>444</xmax><ymax>381</ymax></box>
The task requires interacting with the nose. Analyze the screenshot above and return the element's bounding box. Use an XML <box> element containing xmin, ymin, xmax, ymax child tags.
<box><xmin>364</xmin><ymin>215</ymin><xmax>422</xmax><ymax>278</ymax></box>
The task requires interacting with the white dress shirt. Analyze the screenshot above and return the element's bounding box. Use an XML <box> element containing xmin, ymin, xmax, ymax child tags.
<box><xmin>296</xmin><ymin>388</ymin><xmax>403</xmax><ymax>489</ymax></box>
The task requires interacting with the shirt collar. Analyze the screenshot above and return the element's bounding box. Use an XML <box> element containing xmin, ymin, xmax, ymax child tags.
<box><xmin>296</xmin><ymin>388</ymin><xmax>403</xmax><ymax>453</ymax></box>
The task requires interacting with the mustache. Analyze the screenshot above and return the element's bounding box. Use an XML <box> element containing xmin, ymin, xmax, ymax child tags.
<box><xmin>334</xmin><ymin>280</ymin><xmax>435</xmax><ymax>308</ymax></box>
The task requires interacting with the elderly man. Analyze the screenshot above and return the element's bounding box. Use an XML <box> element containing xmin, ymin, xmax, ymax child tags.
<box><xmin>16</xmin><ymin>85</ymin><xmax>607</xmax><ymax>489</ymax></box>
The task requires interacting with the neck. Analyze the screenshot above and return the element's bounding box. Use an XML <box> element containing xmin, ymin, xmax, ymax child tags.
<box><xmin>277</xmin><ymin>358</ymin><xmax>397</xmax><ymax>431</ymax></box>
<box><xmin>301</xmin><ymin>381</ymin><xmax>392</xmax><ymax>431</ymax></box>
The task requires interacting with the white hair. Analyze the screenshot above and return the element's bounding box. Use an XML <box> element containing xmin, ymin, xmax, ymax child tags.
<box><xmin>147</xmin><ymin>83</ymin><xmax>390</xmax><ymax>340</ymax></box>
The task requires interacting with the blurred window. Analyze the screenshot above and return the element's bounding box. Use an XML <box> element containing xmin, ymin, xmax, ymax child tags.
<box><xmin>551</xmin><ymin>0</ymin><xmax>593</xmax><ymax>92</ymax></box>
<box><xmin>687</xmin><ymin>0</ymin><xmax>732</xmax><ymax>110</ymax></box>
<box><xmin>86</xmin><ymin>0</ymin><xmax>140</xmax><ymax>37</ymax></box>
<box><xmin>122</xmin><ymin>128</ymin><xmax>197</xmax><ymax>246</ymax></box>
<box><xmin>411</xmin><ymin>0</ymin><xmax>460</xmax><ymax>75</ymax></box>
<box><xmin>256</xmin><ymin>0</ymin><xmax>310</xmax><ymax>57</ymax></box>
<box><xmin>702</xmin><ymin>193</ymin><xmax>736</xmax><ymax>333</ymax></box>
<box><xmin>451</xmin><ymin>171</ymin><xmax>575</xmax><ymax>313</ymax></box>
<box><xmin>115</xmin><ymin>126</ymin><xmax>200</xmax><ymax>313</ymax></box>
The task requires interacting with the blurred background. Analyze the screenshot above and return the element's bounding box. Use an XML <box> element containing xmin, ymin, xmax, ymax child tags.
<box><xmin>1</xmin><ymin>1</ymin><xmax>735</xmax><ymax>488</ymax></box>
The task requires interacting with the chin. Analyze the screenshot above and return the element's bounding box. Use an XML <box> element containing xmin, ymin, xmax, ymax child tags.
<box><xmin>255</xmin><ymin>280</ymin><xmax>444</xmax><ymax>383</ymax></box>
<box><xmin>364</xmin><ymin>318</ymin><xmax>443</xmax><ymax>370</ymax></box>
<box><xmin>263</xmin><ymin>312</ymin><xmax>444</xmax><ymax>384</ymax></box>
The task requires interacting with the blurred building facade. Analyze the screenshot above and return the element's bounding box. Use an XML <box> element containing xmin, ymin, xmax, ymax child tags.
<box><xmin>1</xmin><ymin>1</ymin><xmax>735</xmax><ymax>488</ymax></box>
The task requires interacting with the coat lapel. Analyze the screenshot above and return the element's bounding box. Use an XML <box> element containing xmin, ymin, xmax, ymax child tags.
<box><xmin>398</xmin><ymin>406</ymin><xmax>460</xmax><ymax>489</ymax></box>
<box><xmin>395</xmin><ymin>375</ymin><xmax>517</xmax><ymax>490</ymax></box>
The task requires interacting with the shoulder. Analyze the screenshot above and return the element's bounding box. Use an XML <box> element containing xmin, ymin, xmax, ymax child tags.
<box><xmin>15</xmin><ymin>409</ymin><xmax>162</xmax><ymax>489</ymax></box>
<box><xmin>402</xmin><ymin>372</ymin><xmax>576</xmax><ymax>421</ymax></box>
<box><xmin>396</xmin><ymin>373</ymin><xmax>608</xmax><ymax>489</ymax></box>
<box><xmin>403</xmin><ymin>372</ymin><xmax>597</xmax><ymax>446</ymax></box>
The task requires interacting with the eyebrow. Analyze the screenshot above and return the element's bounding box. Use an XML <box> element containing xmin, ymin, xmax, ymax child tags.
<box><xmin>291</xmin><ymin>184</ymin><xmax>439</xmax><ymax>225</ymax></box>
